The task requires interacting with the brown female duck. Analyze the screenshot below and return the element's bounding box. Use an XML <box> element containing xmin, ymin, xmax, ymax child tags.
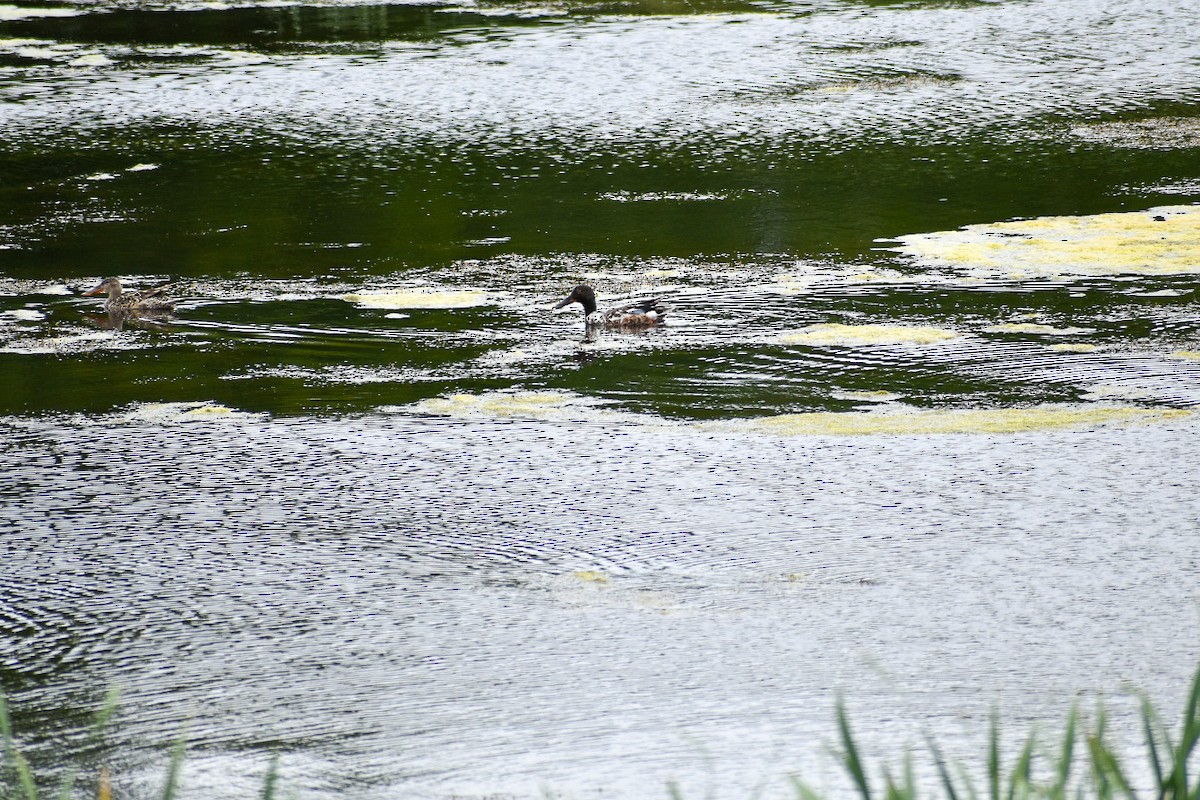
<box><xmin>83</xmin><ymin>277</ymin><xmax>175</xmax><ymax>314</ymax></box>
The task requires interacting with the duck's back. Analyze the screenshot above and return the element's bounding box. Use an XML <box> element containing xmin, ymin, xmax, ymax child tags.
<box><xmin>595</xmin><ymin>297</ymin><xmax>666</xmax><ymax>328</ymax></box>
<box><xmin>117</xmin><ymin>287</ymin><xmax>175</xmax><ymax>313</ymax></box>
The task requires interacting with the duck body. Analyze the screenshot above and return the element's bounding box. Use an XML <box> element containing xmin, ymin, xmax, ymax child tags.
<box><xmin>554</xmin><ymin>285</ymin><xmax>666</xmax><ymax>329</ymax></box>
<box><xmin>83</xmin><ymin>277</ymin><xmax>175</xmax><ymax>314</ymax></box>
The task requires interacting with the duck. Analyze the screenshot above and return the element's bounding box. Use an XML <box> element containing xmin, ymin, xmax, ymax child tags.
<box><xmin>82</xmin><ymin>277</ymin><xmax>175</xmax><ymax>314</ymax></box>
<box><xmin>554</xmin><ymin>285</ymin><xmax>666</xmax><ymax>329</ymax></box>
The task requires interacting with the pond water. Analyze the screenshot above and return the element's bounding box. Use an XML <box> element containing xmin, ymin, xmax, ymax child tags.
<box><xmin>1</xmin><ymin>0</ymin><xmax>1199</xmax><ymax>796</ymax></box>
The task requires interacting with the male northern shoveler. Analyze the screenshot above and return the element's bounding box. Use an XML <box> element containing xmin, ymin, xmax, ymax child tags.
<box><xmin>554</xmin><ymin>285</ymin><xmax>666</xmax><ymax>329</ymax></box>
<box><xmin>82</xmin><ymin>277</ymin><xmax>175</xmax><ymax>314</ymax></box>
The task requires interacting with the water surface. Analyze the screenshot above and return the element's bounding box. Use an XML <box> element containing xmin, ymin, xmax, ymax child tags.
<box><xmin>2</xmin><ymin>0</ymin><xmax>1199</xmax><ymax>795</ymax></box>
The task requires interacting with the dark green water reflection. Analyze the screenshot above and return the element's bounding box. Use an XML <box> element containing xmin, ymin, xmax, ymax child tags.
<box><xmin>1</xmin><ymin>0</ymin><xmax>1199</xmax><ymax>419</ymax></box>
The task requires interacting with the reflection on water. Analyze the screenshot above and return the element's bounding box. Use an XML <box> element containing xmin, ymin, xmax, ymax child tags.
<box><xmin>2</xmin><ymin>0</ymin><xmax>1200</xmax><ymax>794</ymax></box>
<box><xmin>6</xmin><ymin>377</ymin><xmax>1200</xmax><ymax>797</ymax></box>
<box><xmin>3</xmin><ymin>411</ymin><xmax>1200</xmax><ymax>798</ymax></box>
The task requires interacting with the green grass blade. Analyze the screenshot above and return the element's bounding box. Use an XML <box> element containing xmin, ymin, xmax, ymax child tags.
<box><xmin>924</xmin><ymin>732</ymin><xmax>961</xmax><ymax>800</ymax></box>
<box><xmin>1050</xmin><ymin>706</ymin><xmax>1078</xmax><ymax>799</ymax></box>
<box><xmin>51</xmin><ymin>689</ymin><xmax>122</xmax><ymax>800</ymax></box>
<box><xmin>1180</xmin><ymin>666</ymin><xmax>1200</xmax><ymax>796</ymax></box>
<box><xmin>160</xmin><ymin>737</ymin><xmax>186</xmax><ymax>800</ymax></box>
<box><xmin>1</xmin><ymin>691</ymin><xmax>13</xmax><ymax>797</ymax></box>
<box><xmin>835</xmin><ymin>697</ymin><xmax>872</xmax><ymax>800</ymax></box>
<box><xmin>1165</xmin><ymin>664</ymin><xmax>1200</xmax><ymax>800</ymax></box>
<box><xmin>788</xmin><ymin>775</ymin><xmax>825</xmax><ymax>800</ymax></box>
<box><xmin>881</xmin><ymin>755</ymin><xmax>916</xmax><ymax>800</ymax></box>
<box><xmin>0</xmin><ymin>692</ymin><xmax>11</xmax><ymax>746</ymax></box>
<box><xmin>1087</xmin><ymin>731</ymin><xmax>1135</xmax><ymax>800</ymax></box>
<box><xmin>988</xmin><ymin>713</ymin><xmax>1001</xmax><ymax>800</ymax></box>
<box><xmin>92</xmin><ymin>689</ymin><xmax>121</xmax><ymax>737</ymax></box>
<box><xmin>1006</xmin><ymin>732</ymin><xmax>1034</xmax><ymax>800</ymax></box>
<box><xmin>54</xmin><ymin>767</ymin><xmax>79</xmax><ymax>800</ymax></box>
<box><xmin>259</xmin><ymin>752</ymin><xmax>280</xmax><ymax>800</ymax></box>
<box><xmin>13</xmin><ymin>750</ymin><xmax>38</xmax><ymax>800</ymax></box>
<box><xmin>1138</xmin><ymin>691</ymin><xmax>1167</xmax><ymax>793</ymax></box>
<box><xmin>954</xmin><ymin>761</ymin><xmax>981</xmax><ymax>800</ymax></box>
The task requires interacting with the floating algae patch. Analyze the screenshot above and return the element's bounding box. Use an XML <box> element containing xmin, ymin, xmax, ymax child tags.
<box><xmin>892</xmin><ymin>205</ymin><xmax>1200</xmax><ymax>279</ymax></box>
<box><xmin>1170</xmin><ymin>351</ymin><xmax>1200</xmax><ymax>361</ymax></box>
<box><xmin>831</xmin><ymin>389</ymin><xmax>905</xmax><ymax>402</ymax></box>
<box><xmin>765</xmin><ymin>267</ymin><xmax>913</xmax><ymax>294</ymax></box>
<box><xmin>779</xmin><ymin>323</ymin><xmax>959</xmax><ymax>346</ymax></box>
<box><xmin>343</xmin><ymin>289</ymin><xmax>492</xmax><ymax>309</ymax></box>
<box><xmin>984</xmin><ymin>322</ymin><xmax>1095</xmax><ymax>336</ymax></box>
<box><xmin>1048</xmin><ymin>343</ymin><xmax>1100</xmax><ymax>353</ymax></box>
<box><xmin>392</xmin><ymin>389</ymin><xmax>668</xmax><ymax>424</ymax></box>
<box><xmin>707</xmin><ymin>404</ymin><xmax>1189</xmax><ymax>437</ymax></box>
<box><xmin>120</xmin><ymin>402</ymin><xmax>266</xmax><ymax>423</ymax></box>
<box><xmin>1070</xmin><ymin>117</ymin><xmax>1200</xmax><ymax>149</ymax></box>
<box><xmin>0</xmin><ymin>4</ymin><xmax>82</xmax><ymax>19</ymax></box>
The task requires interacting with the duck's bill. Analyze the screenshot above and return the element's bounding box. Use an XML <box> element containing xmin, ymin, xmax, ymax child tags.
<box><xmin>553</xmin><ymin>295</ymin><xmax>574</xmax><ymax>309</ymax></box>
<box><xmin>82</xmin><ymin>285</ymin><xmax>104</xmax><ymax>297</ymax></box>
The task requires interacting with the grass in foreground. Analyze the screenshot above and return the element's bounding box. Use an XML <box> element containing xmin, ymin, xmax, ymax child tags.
<box><xmin>4</xmin><ymin>664</ymin><xmax>1200</xmax><ymax>799</ymax></box>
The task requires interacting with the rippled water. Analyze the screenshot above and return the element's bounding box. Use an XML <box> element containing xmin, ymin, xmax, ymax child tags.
<box><xmin>5</xmin><ymin>410</ymin><xmax>1200</xmax><ymax>798</ymax></box>
<box><xmin>2</xmin><ymin>0</ymin><xmax>1200</xmax><ymax>795</ymax></box>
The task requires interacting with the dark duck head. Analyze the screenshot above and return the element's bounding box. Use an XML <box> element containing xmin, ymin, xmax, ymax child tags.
<box><xmin>554</xmin><ymin>285</ymin><xmax>599</xmax><ymax>315</ymax></box>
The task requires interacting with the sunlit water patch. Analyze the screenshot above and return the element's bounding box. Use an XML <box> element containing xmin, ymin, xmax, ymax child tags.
<box><xmin>2</xmin><ymin>0</ymin><xmax>1199</xmax><ymax>152</ymax></box>
<box><xmin>4</xmin><ymin>410</ymin><xmax>1200</xmax><ymax>798</ymax></box>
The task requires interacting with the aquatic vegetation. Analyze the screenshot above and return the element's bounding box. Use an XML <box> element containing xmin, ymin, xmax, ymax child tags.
<box><xmin>793</xmin><ymin>661</ymin><xmax>1200</xmax><ymax>800</ymax></box>
<box><xmin>984</xmin><ymin>322</ymin><xmax>1094</xmax><ymax>336</ymax></box>
<box><xmin>342</xmin><ymin>289</ymin><xmax>493</xmax><ymax>309</ymax></box>
<box><xmin>396</xmin><ymin>393</ymin><xmax>1191</xmax><ymax>434</ymax></box>
<box><xmin>401</xmin><ymin>389</ymin><xmax>593</xmax><ymax>419</ymax></box>
<box><xmin>710</xmin><ymin>404</ymin><xmax>1189</xmax><ymax>436</ymax></box>
<box><xmin>119</xmin><ymin>401</ymin><xmax>265</xmax><ymax>423</ymax></box>
<box><xmin>395</xmin><ymin>389</ymin><xmax>668</xmax><ymax>423</ymax></box>
<box><xmin>1070</xmin><ymin>117</ymin><xmax>1200</xmax><ymax>149</ymax></box>
<box><xmin>1047</xmin><ymin>343</ymin><xmax>1099</xmax><ymax>353</ymax></box>
<box><xmin>893</xmin><ymin>205</ymin><xmax>1200</xmax><ymax>279</ymax></box>
<box><xmin>779</xmin><ymin>323</ymin><xmax>960</xmax><ymax>347</ymax></box>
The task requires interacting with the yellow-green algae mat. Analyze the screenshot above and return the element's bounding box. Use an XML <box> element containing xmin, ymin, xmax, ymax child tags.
<box><xmin>892</xmin><ymin>204</ymin><xmax>1200</xmax><ymax>278</ymax></box>
<box><xmin>398</xmin><ymin>391</ymin><xmax>1189</xmax><ymax>435</ymax></box>
<box><xmin>711</xmin><ymin>405</ymin><xmax>1189</xmax><ymax>436</ymax></box>
<box><xmin>343</xmin><ymin>288</ymin><xmax>492</xmax><ymax>309</ymax></box>
<box><xmin>778</xmin><ymin>323</ymin><xmax>959</xmax><ymax>346</ymax></box>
